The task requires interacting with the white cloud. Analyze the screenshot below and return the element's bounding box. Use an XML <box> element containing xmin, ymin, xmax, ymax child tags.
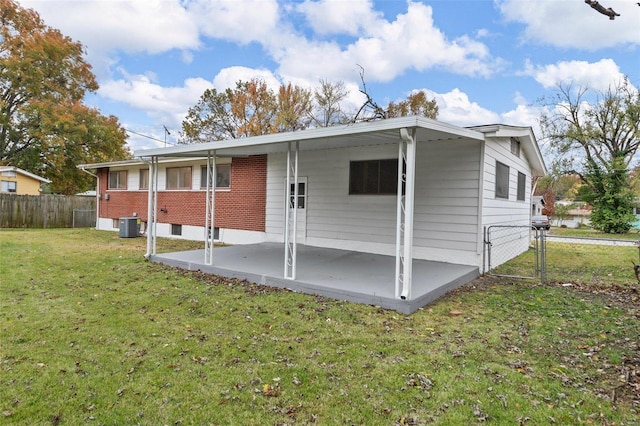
<box><xmin>19</xmin><ymin>0</ymin><xmax>200</xmax><ymax>54</ymax></box>
<box><xmin>522</xmin><ymin>58</ymin><xmax>627</xmax><ymax>91</ymax></box>
<box><xmin>188</xmin><ymin>0</ymin><xmax>280</xmax><ymax>44</ymax></box>
<box><xmin>212</xmin><ymin>67</ymin><xmax>282</xmax><ymax>91</ymax></box>
<box><xmin>426</xmin><ymin>88</ymin><xmax>501</xmax><ymax>127</ymax></box>
<box><xmin>296</xmin><ymin>0</ymin><xmax>382</xmax><ymax>36</ymax></box>
<box><xmin>99</xmin><ymin>72</ymin><xmax>213</xmax><ymax>127</ymax></box>
<box><xmin>275</xmin><ymin>1</ymin><xmax>500</xmax><ymax>84</ymax></box>
<box><xmin>497</xmin><ymin>0</ymin><xmax>640</xmax><ymax>49</ymax></box>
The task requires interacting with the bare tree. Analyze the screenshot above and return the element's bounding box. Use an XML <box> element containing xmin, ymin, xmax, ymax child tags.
<box><xmin>540</xmin><ymin>79</ymin><xmax>640</xmax><ymax>232</ymax></box>
<box><xmin>352</xmin><ymin>65</ymin><xmax>388</xmax><ymax>122</ymax></box>
<box><xmin>313</xmin><ymin>79</ymin><xmax>349</xmax><ymax>127</ymax></box>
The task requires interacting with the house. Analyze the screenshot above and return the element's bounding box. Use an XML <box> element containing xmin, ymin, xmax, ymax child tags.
<box><xmin>0</xmin><ymin>166</ymin><xmax>51</xmax><ymax>195</ymax></box>
<box><xmin>553</xmin><ymin>200</ymin><xmax>592</xmax><ymax>228</ymax></box>
<box><xmin>531</xmin><ymin>195</ymin><xmax>545</xmax><ymax>216</ymax></box>
<box><xmin>115</xmin><ymin>117</ymin><xmax>545</xmax><ymax>313</ymax></box>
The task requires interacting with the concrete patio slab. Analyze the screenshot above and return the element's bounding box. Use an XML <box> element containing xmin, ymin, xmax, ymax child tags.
<box><xmin>150</xmin><ymin>243</ymin><xmax>479</xmax><ymax>314</ymax></box>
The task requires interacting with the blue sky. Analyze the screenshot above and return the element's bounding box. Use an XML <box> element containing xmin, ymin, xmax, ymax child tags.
<box><xmin>17</xmin><ymin>0</ymin><xmax>640</xmax><ymax>156</ymax></box>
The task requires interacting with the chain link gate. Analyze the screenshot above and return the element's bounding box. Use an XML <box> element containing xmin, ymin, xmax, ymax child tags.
<box><xmin>484</xmin><ymin>225</ymin><xmax>546</xmax><ymax>283</ymax></box>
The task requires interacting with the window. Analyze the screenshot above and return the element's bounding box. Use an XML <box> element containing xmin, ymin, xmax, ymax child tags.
<box><xmin>1</xmin><ymin>181</ymin><xmax>17</xmax><ymax>193</ymax></box>
<box><xmin>517</xmin><ymin>172</ymin><xmax>526</xmax><ymax>201</ymax></box>
<box><xmin>1</xmin><ymin>170</ymin><xmax>16</xmax><ymax>177</ymax></box>
<box><xmin>112</xmin><ymin>219</ymin><xmax>119</xmax><ymax>229</ymax></box>
<box><xmin>349</xmin><ymin>159</ymin><xmax>398</xmax><ymax>195</ymax></box>
<box><xmin>171</xmin><ymin>224</ymin><xmax>182</xmax><ymax>236</ymax></box>
<box><xmin>495</xmin><ymin>161</ymin><xmax>509</xmax><ymax>199</ymax></box>
<box><xmin>288</xmin><ymin>182</ymin><xmax>306</xmax><ymax>209</ymax></box>
<box><xmin>108</xmin><ymin>170</ymin><xmax>127</xmax><ymax>189</ymax></box>
<box><xmin>200</xmin><ymin>164</ymin><xmax>231</xmax><ymax>189</ymax></box>
<box><xmin>139</xmin><ymin>169</ymin><xmax>149</xmax><ymax>190</ymax></box>
<box><xmin>166</xmin><ymin>167</ymin><xmax>192</xmax><ymax>189</ymax></box>
<box><xmin>510</xmin><ymin>138</ymin><xmax>520</xmax><ymax>157</ymax></box>
<box><xmin>207</xmin><ymin>227</ymin><xmax>220</xmax><ymax>241</ymax></box>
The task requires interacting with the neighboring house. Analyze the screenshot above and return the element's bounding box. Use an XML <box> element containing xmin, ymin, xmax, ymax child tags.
<box><xmin>553</xmin><ymin>200</ymin><xmax>592</xmax><ymax>228</ymax></box>
<box><xmin>0</xmin><ymin>166</ymin><xmax>50</xmax><ymax>195</ymax></box>
<box><xmin>531</xmin><ymin>195</ymin><xmax>545</xmax><ymax>216</ymax></box>
<box><xmin>108</xmin><ymin>117</ymin><xmax>546</xmax><ymax>313</ymax></box>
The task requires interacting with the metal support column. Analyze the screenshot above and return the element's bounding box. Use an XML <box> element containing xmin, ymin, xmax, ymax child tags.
<box><xmin>395</xmin><ymin>128</ymin><xmax>416</xmax><ymax>300</ymax></box>
<box><xmin>284</xmin><ymin>141</ymin><xmax>299</xmax><ymax>280</ymax></box>
<box><xmin>145</xmin><ymin>156</ymin><xmax>158</xmax><ymax>258</ymax></box>
<box><xmin>204</xmin><ymin>151</ymin><xmax>216</xmax><ymax>265</ymax></box>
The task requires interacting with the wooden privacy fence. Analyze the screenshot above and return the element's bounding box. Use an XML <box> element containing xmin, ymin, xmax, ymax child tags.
<box><xmin>0</xmin><ymin>194</ymin><xmax>96</xmax><ymax>229</ymax></box>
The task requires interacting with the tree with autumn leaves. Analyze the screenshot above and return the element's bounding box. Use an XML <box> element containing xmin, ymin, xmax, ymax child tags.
<box><xmin>181</xmin><ymin>78</ymin><xmax>438</xmax><ymax>143</ymax></box>
<box><xmin>0</xmin><ymin>0</ymin><xmax>129</xmax><ymax>194</ymax></box>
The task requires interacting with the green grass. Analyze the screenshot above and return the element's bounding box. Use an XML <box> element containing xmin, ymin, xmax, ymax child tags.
<box><xmin>1</xmin><ymin>229</ymin><xmax>639</xmax><ymax>424</ymax></box>
<box><xmin>550</xmin><ymin>226</ymin><xmax>640</xmax><ymax>241</ymax></box>
<box><xmin>493</xmin><ymin>242</ymin><xmax>639</xmax><ymax>287</ymax></box>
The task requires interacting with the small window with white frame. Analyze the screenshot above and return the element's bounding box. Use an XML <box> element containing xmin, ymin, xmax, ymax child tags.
<box><xmin>1</xmin><ymin>180</ymin><xmax>17</xmax><ymax>193</ymax></box>
<box><xmin>200</xmin><ymin>164</ymin><xmax>231</xmax><ymax>189</ymax></box>
<box><xmin>495</xmin><ymin>161</ymin><xmax>510</xmax><ymax>199</ymax></box>
<box><xmin>108</xmin><ymin>170</ymin><xmax>127</xmax><ymax>189</ymax></box>
<box><xmin>510</xmin><ymin>138</ymin><xmax>520</xmax><ymax>157</ymax></box>
<box><xmin>517</xmin><ymin>171</ymin><xmax>526</xmax><ymax>201</ymax></box>
<box><xmin>166</xmin><ymin>167</ymin><xmax>192</xmax><ymax>190</ymax></box>
<box><xmin>139</xmin><ymin>169</ymin><xmax>149</xmax><ymax>190</ymax></box>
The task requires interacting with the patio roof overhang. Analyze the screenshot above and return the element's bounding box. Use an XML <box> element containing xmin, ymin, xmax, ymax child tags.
<box><xmin>136</xmin><ymin>117</ymin><xmax>544</xmax><ymax>309</ymax></box>
<box><xmin>133</xmin><ymin>116</ymin><xmax>485</xmax><ymax>159</ymax></box>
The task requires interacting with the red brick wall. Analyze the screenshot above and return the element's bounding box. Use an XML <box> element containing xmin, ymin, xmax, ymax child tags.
<box><xmin>98</xmin><ymin>155</ymin><xmax>267</xmax><ymax>232</ymax></box>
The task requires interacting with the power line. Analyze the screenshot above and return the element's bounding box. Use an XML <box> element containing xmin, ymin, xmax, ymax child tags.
<box><xmin>124</xmin><ymin>128</ymin><xmax>176</xmax><ymax>146</ymax></box>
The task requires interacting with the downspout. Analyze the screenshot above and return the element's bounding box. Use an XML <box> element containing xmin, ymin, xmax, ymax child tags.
<box><xmin>79</xmin><ymin>166</ymin><xmax>99</xmax><ymax>229</ymax></box>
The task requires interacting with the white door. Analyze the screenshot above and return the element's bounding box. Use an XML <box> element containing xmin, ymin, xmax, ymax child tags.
<box><xmin>285</xmin><ymin>177</ymin><xmax>307</xmax><ymax>243</ymax></box>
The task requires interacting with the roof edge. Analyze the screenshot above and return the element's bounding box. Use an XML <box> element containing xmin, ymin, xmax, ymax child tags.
<box><xmin>0</xmin><ymin>166</ymin><xmax>51</xmax><ymax>183</ymax></box>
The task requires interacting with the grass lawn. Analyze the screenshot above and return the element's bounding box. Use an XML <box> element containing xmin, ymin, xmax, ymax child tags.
<box><xmin>550</xmin><ymin>226</ymin><xmax>640</xmax><ymax>241</ymax></box>
<box><xmin>493</xmin><ymin>242</ymin><xmax>639</xmax><ymax>288</ymax></box>
<box><xmin>1</xmin><ymin>229</ymin><xmax>639</xmax><ymax>424</ymax></box>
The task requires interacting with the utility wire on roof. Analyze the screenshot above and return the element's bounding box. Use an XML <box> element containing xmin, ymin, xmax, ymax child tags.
<box><xmin>124</xmin><ymin>128</ymin><xmax>176</xmax><ymax>146</ymax></box>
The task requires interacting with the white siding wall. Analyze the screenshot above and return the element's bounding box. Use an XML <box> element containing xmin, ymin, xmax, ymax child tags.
<box><xmin>413</xmin><ymin>140</ymin><xmax>481</xmax><ymax>265</ymax></box>
<box><xmin>482</xmin><ymin>137</ymin><xmax>534</xmax><ymax>267</ymax></box>
<box><xmin>482</xmin><ymin>138</ymin><xmax>532</xmax><ymax>225</ymax></box>
<box><xmin>265</xmin><ymin>139</ymin><xmax>482</xmax><ymax>266</ymax></box>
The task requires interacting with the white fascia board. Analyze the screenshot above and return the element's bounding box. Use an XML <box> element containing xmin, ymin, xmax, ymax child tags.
<box><xmin>77</xmin><ymin>157</ymin><xmax>211</xmax><ymax>170</ymax></box>
<box><xmin>134</xmin><ymin>117</ymin><xmax>485</xmax><ymax>159</ymax></box>
<box><xmin>0</xmin><ymin>166</ymin><xmax>51</xmax><ymax>183</ymax></box>
<box><xmin>470</xmin><ymin>124</ymin><xmax>547</xmax><ymax>177</ymax></box>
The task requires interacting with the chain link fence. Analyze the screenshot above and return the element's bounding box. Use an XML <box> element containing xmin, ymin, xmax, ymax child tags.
<box><xmin>484</xmin><ymin>225</ymin><xmax>546</xmax><ymax>283</ymax></box>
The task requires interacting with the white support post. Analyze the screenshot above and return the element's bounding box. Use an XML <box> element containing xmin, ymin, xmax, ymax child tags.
<box><xmin>204</xmin><ymin>151</ymin><xmax>216</xmax><ymax>265</ymax></box>
<box><xmin>395</xmin><ymin>128</ymin><xmax>416</xmax><ymax>300</ymax></box>
<box><xmin>145</xmin><ymin>156</ymin><xmax>158</xmax><ymax>258</ymax></box>
<box><xmin>284</xmin><ymin>141</ymin><xmax>299</xmax><ymax>279</ymax></box>
<box><xmin>152</xmin><ymin>156</ymin><xmax>158</xmax><ymax>256</ymax></box>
